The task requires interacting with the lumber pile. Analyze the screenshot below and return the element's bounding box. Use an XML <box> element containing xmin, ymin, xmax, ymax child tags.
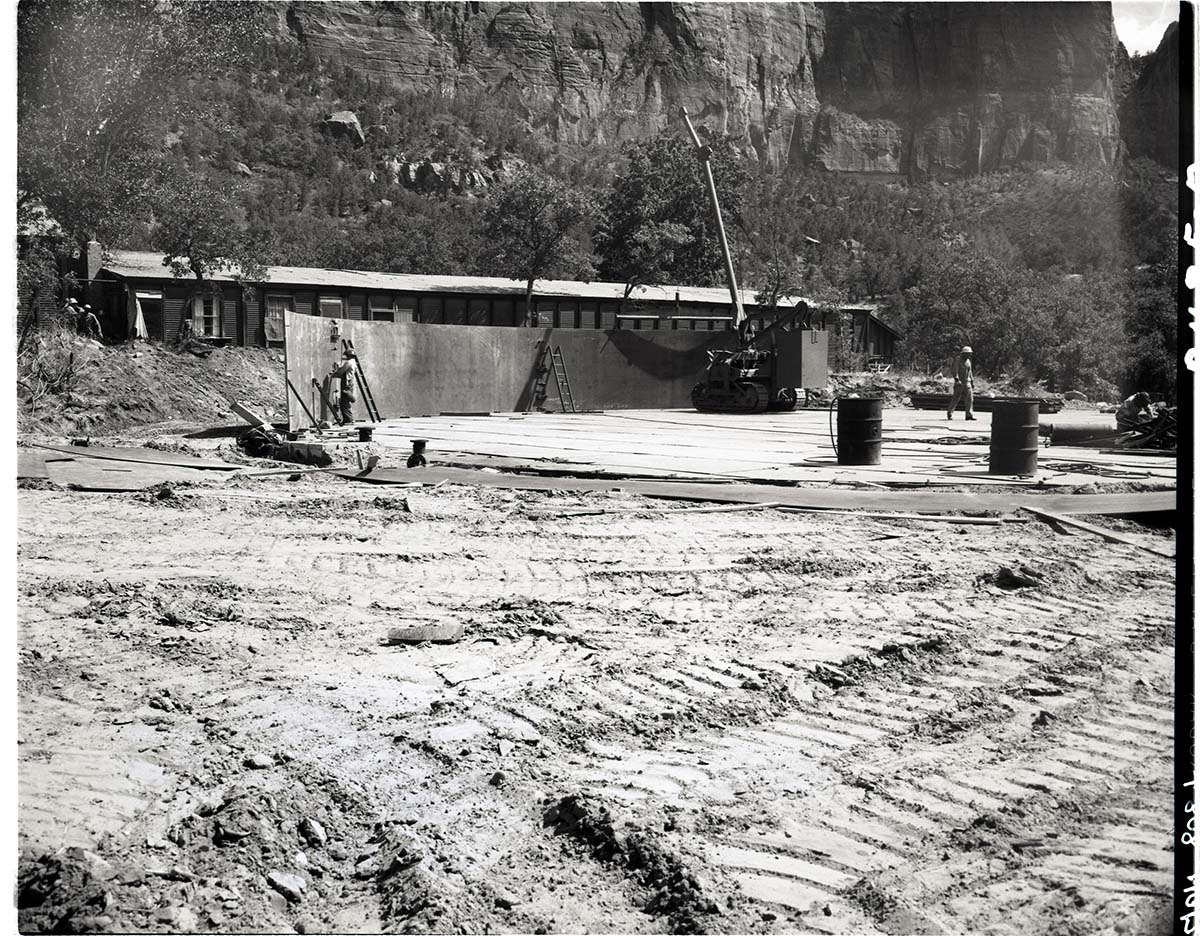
<box><xmin>1119</xmin><ymin>406</ymin><xmax>1177</xmax><ymax>452</ymax></box>
<box><xmin>909</xmin><ymin>393</ymin><xmax>1063</xmax><ymax>414</ymax></box>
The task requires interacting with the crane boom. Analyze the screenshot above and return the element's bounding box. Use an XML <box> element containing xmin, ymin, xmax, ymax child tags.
<box><xmin>680</xmin><ymin>107</ymin><xmax>746</xmax><ymax>333</ymax></box>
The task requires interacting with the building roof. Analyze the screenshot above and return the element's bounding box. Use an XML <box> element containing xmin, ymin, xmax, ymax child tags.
<box><xmin>100</xmin><ymin>250</ymin><xmax>856</xmax><ymax>311</ymax></box>
<box><xmin>864</xmin><ymin>311</ymin><xmax>903</xmax><ymax>339</ymax></box>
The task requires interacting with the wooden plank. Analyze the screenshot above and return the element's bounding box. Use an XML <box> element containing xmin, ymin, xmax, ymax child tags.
<box><xmin>1019</xmin><ymin>507</ymin><xmax>1174</xmax><ymax>558</ymax></box>
<box><xmin>330</xmin><ymin>466</ymin><xmax>1175</xmax><ymax>516</ymax></box>
<box><xmin>231</xmin><ymin>401</ymin><xmax>271</xmax><ymax>428</ymax></box>
<box><xmin>30</xmin><ymin>444</ymin><xmax>239</xmax><ymax>472</ymax></box>
<box><xmin>775</xmin><ymin>508</ymin><xmax>1005</xmax><ymax>525</ymax></box>
<box><xmin>542</xmin><ymin>502</ymin><xmax>780</xmax><ymax>518</ymax></box>
<box><xmin>42</xmin><ymin>459</ymin><xmax>216</xmax><ymax>492</ymax></box>
<box><xmin>17</xmin><ymin>450</ymin><xmax>50</xmax><ymax>480</ymax></box>
<box><xmin>385</xmin><ymin>623</ymin><xmax>464</xmax><ymax>645</ymax></box>
<box><xmin>435</xmin><ymin>451</ymin><xmax>739</xmax><ymax>483</ymax></box>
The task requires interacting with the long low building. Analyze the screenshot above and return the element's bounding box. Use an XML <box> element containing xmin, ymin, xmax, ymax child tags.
<box><xmin>92</xmin><ymin>249</ymin><xmax>901</xmax><ymax>363</ymax></box>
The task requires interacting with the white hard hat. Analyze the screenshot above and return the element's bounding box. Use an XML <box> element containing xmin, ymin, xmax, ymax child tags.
<box><xmin>961</xmin><ymin>345</ymin><xmax>972</xmax><ymax>354</ymax></box>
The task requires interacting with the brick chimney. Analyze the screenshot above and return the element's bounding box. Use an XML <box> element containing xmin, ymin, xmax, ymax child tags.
<box><xmin>84</xmin><ymin>240</ymin><xmax>103</xmax><ymax>282</ymax></box>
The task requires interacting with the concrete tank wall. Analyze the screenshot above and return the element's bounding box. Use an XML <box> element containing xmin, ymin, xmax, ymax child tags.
<box><xmin>283</xmin><ymin>312</ymin><xmax>739</xmax><ymax>428</ymax></box>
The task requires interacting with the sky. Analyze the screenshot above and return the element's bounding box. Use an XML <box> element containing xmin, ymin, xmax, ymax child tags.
<box><xmin>1111</xmin><ymin>0</ymin><xmax>1179</xmax><ymax>55</ymax></box>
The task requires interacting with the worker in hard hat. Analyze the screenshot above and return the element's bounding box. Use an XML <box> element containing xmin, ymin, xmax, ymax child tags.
<box><xmin>330</xmin><ymin>349</ymin><xmax>358</xmax><ymax>425</ymax></box>
<box><xmin>947</xmin><ymin>345</ymin><xmax>975</xmax><ymax>420</ymax></box>
<box><xmin>80</xmin><ymin>304</ymin><xmax>103</xmax><ymax>341</ymax></box>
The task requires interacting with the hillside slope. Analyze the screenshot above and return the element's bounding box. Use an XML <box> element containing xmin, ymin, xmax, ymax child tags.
<box><xmin>281</xmin><ymin>0</ymin><xmax>1125</xmax><ymax>177</ymax></box>
<box><xmin>18</xmin><ymin>334</ymin><xmax>286</xmax><ymax>436</ymax></box>
<box><xmin>1119</xmin><ymin>21</ymin><xmax>1180</xmax><ymax>169</ymax></box>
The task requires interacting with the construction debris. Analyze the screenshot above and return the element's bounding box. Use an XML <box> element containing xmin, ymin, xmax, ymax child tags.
<box><xmin>231</xmin><ymin>401</ymin><xmax>272</xmax><ymax>429</ymax></box>
<box><xmin>237</xmin><ymin>427</ymin><xmax>332</xmax><ymax>468</ymax></box>
<box><xmin>1118</xmin><ymin>405</ymin><xmax>1177</xmax><ymax>451</ymax></box>
<box><xmin>385</xmin><ymin>623</ymin><xmax>465</xmax><ymax>645</ymax></box>
<box><xmin>1021</xmin><ymin>506</ymin><xmax>1174</xmax><ymax>558</ymax></box>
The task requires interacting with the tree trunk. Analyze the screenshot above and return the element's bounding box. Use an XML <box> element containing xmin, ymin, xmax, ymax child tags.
<box><xmin>525</xmin><ymin>279</ymin><xmax>535</xmax><ymax>327</ymax></box>
<box><xmin>620</xmin><ymin>282</ymin><xmax>634</xmax><ymax>319</ymax></box>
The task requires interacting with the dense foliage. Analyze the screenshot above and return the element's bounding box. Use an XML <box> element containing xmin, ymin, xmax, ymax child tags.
<box><xmin>480</xmin><ymin>168</ymin><xmax>596</xmax><ymax>319</ymax></box>
<box><xmin>597</xmin><ymin>136</ymin><xmax>748</xmax><ymax>299</ymax></box>
<box><xmin>16</xmin><ymin>3</ymin><xmax>1180</xmax><ymax>401</ymax></box>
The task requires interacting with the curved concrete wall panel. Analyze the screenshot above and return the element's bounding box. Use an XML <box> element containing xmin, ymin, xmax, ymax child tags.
<box><xmin>283</xmin><ymin>311</ymin><xmax>738</xmax><ymax>428</ymax></box>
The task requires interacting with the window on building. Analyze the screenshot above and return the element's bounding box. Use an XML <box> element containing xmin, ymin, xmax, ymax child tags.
<box><xmin>492</xmin><ymin>299</ymin><xmax>515</xmax><ymax>327</ymax></box>
<box><xmin>368</xmin><ymin>294</ymin><xmax>393</xmax><ymax>321</ymax></box>
<box><xmin>394</xmin><ymin>294</ymin><xmax>416</xmax><ymax>322</ymax></box>
<box><xmin>599</xmin><ymin>303</ymin><xmax>618</xmax><ymax>330</ymax></box>
<box><xmin>579</xmin><ymin>301</ymin><xmax>597</xmax><ymax>329</ymax></box>
<box><xmin>318</xmin><ymin>296</ymin><xmax>344</xmax><ymax>318</ymax></box>
<box><xmin>192</xmin><ymin>293</ymin><xmax>223</xmax><ymax>338</ymax></box>
<box><xmin>468</xmin><ymin>298</ymin><xmax>490</xmax><ymax>326</ymax></box>
<box><xmin>444</xmin><ymin>296</ymin><xmax>467</xmax><ymax>325</ymax></box>
<box><xmin>557</xmin><ymin>300</ymin><xmax>580</xmax><ymax>329</ymax></box>
<box><xmin>418</xmin><ymin>296</ymin><xmax>442</xmax><ymax>323</ymax></box>
<box><xmin>536</xmin><ymin>300</ymin><xmax>556</xmax><ymax>328</ymax></box>
<box><xmin>265</xmin><ymin>294</ymin><xmax>293</xmax><ymax>342</ymax></box>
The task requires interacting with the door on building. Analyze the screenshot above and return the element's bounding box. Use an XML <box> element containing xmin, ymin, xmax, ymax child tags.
<box><xmin>136</xmin><ymin>290</ymin><xmax>163</xmax><ymax>339</ymax></box>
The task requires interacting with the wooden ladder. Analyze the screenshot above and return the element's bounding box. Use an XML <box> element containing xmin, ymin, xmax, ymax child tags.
<box><xmin>342</xmin><ymin>339</ymin><xmax>380</xmax><ymax>422</ymax></box>
<box><xmin>527</xmin><ymin>344</ymin><xmax>578</xmax><ymax>413</ymax></box>
<box><xmin>549</xmin><ymin>346</ymin><xmax>577</xmax><ymax>414</ymax></box>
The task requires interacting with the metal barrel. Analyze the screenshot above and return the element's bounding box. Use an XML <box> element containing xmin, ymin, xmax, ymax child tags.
<box><xmin>989</xmin><ymin>400</ymin><xmax>1041</xmax><ymax>475</ymax></box>
<box><xmin>837</xmin><ymin>397</ymin><xmax>883</xmax><ymax>466</ymax></box>
<box><xmin>358</xmin><ymin>426</ymin><xmax>374</xmax><ymax>443</ymax></box>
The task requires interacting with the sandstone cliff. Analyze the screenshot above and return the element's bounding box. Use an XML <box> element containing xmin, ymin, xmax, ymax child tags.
<box><xmin>1119</xmin><ymin>21</ymin><xmax>1180</xmax><ymax>169</ymax></box>
<box><xmin>282</xmin><ymin>1</ymin><xmax>1125</xmax><ymax>178</ymax></box>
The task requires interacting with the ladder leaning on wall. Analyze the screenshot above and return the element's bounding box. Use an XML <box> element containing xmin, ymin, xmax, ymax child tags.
<box><xmin>528</xmin><ymin>343</ymin><xmax>578</xmax><ymax>413</ymax></box>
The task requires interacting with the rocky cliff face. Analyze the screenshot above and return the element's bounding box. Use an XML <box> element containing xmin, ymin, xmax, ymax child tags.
<box><xmin>282</xmin><ymin>1</ymin><xmax>1124</xmax><ymax>178</ymax></box>
<box><xmin>1119</xmin><ymin>22</ymin><xmax>1179</xmax><ymax>169</ymax></box>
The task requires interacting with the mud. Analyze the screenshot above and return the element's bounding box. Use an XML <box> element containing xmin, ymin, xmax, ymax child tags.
<box><xmin>17</xmin><ymin>477</ymin><xmax>1176</xmax><ymax>934</ymax></box>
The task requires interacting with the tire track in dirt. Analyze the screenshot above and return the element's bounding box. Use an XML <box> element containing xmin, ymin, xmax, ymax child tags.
<box><xmin>699</xmin><ymin>624</ymin><xmax>1172</xmax><ymax>933</ymax></box>
<box><xmin>521</xmin><ymin>569</ymin><xmax>1173</xmax><ymax>932</ymax></box>
<box><xmin>17</xmin><ymin>486</ymin><xmax>1176</xmax><ymax>934</ymax></box>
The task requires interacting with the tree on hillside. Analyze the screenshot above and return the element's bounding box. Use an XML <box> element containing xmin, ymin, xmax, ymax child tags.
<box><xmin>480</xmin><ymin>167</ymin><xmax>595</xmax><ymax>325</ymax></box>
<box><xmin>599</xmin><ymin>221</ymin><xmax>693</xmax><ymax>315</ymax></box>
<box><xmin>738</xmin><ymin>173</ymin><xmax>821</xmax><ymax>316</ymax></box>
<box><xmin>900</xmin><ymin>246</ymin><xmax>1022</xmax><ymax>375</ymax></box>
<box><xmin>596</xmin><ymin>135</ymin><xmax>748</xmax><ymax>293</ymax></box>
<box><xmin>151</xmin><ymin>175</ymin><xmax>267</xmax><ymax>286</ymax></box>
<box><xmin>1009</xmin><ymin>271</ymin><xmax>1128</xmax><ymax>397</ymax></box>
<box><xmin>18</xmin><ymin>0</ymin><xmax>265</xmax><ymax>252</ymax></box>
<box><xmin>1124</xmin><ymin>238</ymin><xmax>1178</xmax><ymax>401</ymax></box>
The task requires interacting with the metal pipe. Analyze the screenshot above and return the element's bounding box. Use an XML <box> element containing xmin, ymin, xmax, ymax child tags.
<box><xmin>680</xmin><ymin>107</ymin><xmax>745</xmax><ymax>330</ymax></box>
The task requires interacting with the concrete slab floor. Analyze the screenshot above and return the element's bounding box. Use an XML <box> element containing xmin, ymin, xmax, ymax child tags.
<box><xmin>349</xmin><ymin>408</ymin><xmax>1176</xmax><ymax>489</ymax></box>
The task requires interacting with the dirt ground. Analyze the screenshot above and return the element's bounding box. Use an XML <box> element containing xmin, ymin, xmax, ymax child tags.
<box><xmin>16</xmin><ymin>470</ymin><xmax>1175</xmax><ymax>934</ymax></box>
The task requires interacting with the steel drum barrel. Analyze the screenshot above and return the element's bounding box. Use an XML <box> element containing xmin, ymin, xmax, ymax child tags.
<box><xmin>837</xmin><ymin>397</ymin><xmax>883</xmax><ymax>466</ymax></box>
<box><xmin>989</xmin><ymin>400</ymin><xmax>1040</xmax><ymax>475</ymax></box>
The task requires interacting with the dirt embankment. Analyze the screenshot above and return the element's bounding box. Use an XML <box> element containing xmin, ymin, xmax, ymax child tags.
<box><xmin>18</xmin><ymin>333</ymin><xmax>286</xmax><ymax>436</ymax></box>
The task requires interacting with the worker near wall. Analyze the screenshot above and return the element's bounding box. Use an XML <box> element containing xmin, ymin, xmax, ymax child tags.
<box><xmin>80</xmin><ymin>304</ymin><xmax>103</xmax><ymax>341</ymax></box>
<box><xmin>947</xmin><ymin>345</ymin><xmax>975</xmax><ymax>420</ymax></box>
<box><xmin>1115</xmin><ymin>391</ymin><xmax>1153</xmax><ymax>431</ymax></box>
<box><xmin>331</xmin><ymin>349</ymin><xmax>358</xmax><ymax>425</ymax></box>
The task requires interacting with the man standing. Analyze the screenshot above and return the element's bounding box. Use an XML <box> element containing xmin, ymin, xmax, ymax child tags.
<box><xmin>81</xmin><ymin>304</ymin><xmax>103</xmax><ymax>341</ymax></box>
<box><xmin>947</xmin><ymin>345</ymin><xmax>975</xmax><ymax>420</ymax></box>
<box><xmin>330</xmin><ymin>350</ymin><xmax>357</xmax><ymax>425</ymax></box>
